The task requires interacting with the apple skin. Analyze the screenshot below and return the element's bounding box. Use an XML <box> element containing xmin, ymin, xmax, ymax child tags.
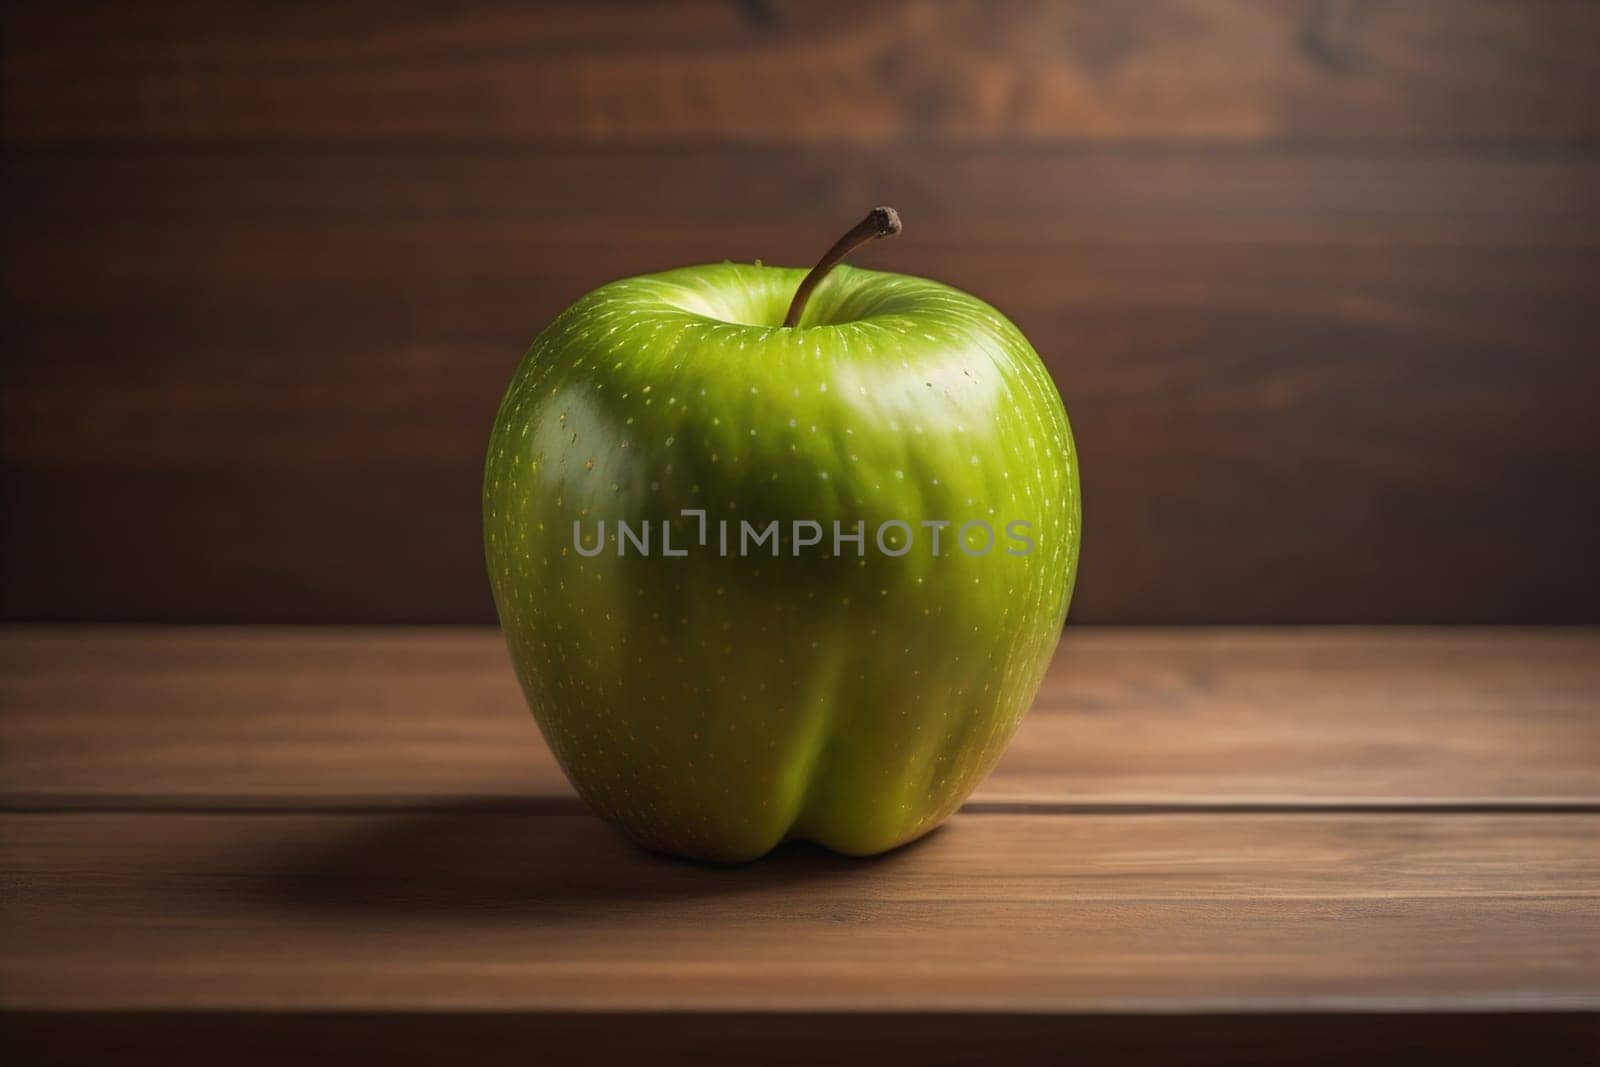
<box><xmin>485</xmin><ymin>262</ymin><xmax>1079</xmax><ymax>862</ymax></box>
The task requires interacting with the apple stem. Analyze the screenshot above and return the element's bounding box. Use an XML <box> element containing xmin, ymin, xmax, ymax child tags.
<box><xmin>781</xmin><ymin>206</ymin><xmax>902</xmax><ymax>328</ymax></box>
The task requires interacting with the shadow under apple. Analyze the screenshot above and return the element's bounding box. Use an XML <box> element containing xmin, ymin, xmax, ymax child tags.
<box><xmin>262</xmin><ymin>798</ymin><xmax>937</xmax><ymax>921</ymax></box>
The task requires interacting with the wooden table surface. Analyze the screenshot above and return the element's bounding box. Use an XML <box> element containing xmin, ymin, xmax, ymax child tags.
<box><xmin>3</xmin><ymin>627</ymin><xmax>1598</xmax><ymax>1064</ymax></box>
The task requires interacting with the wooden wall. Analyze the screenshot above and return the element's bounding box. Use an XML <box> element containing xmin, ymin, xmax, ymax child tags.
<box><xmin>3</xmin><ymin>1</ymin><xmax>1597</xmax><ymax>623</ymax></box>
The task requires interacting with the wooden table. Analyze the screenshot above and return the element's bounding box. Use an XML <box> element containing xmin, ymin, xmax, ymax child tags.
<box><xmin>3</xmin><ymin>628</ymin><xmax>1597</xmax><ymax>1064</ymax></box>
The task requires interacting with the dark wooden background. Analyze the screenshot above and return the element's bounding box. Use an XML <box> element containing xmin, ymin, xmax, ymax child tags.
<box><xmin>3</xmin><ymin>0</ymin><xmax>1597</xmax><ymax>624</ymax></box>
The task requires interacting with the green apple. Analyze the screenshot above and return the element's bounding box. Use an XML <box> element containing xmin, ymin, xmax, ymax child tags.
<box><xmin>485</xmin><ymin>209</ymin><xmax>1079</xmax><ymax>862</ymax></box>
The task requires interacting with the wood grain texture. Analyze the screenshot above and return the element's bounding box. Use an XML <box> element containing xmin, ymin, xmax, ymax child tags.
<box><xmin>4</xmin><ymin>148</ymin><xmax>1597</xmax><ymax>623</ymax></box>
<box><xmin>3</xmin><ymin>628</ymin><xmax>1596</xmax><ymax>807</ymax></box>
<box><xmin>4</xmin><ymin>2</ymin><xmax>1599</xmax><ymax>625</ymax></box>
<box><xmin>4</xmin><ymin>811</ymin><xmax>1598</xmax><ymax>1013</ymax></box>
<box><xmin>5</xmin><ymin>1</ymin><xmax>1598</xmax><ymax>146</ymax></box>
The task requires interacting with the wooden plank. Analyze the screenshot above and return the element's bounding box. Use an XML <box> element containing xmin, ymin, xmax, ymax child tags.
<box><xmin>4</xmin><ymin>1</ymin><xmax>1598</xmax><ymax>146</ymax></box>
<box><xmin>3</xmin><ymin>811</ymin><xmax>1597</xmax><ymax>1013</ymax></box>
<box><xmin>4</xmin><ymin>150</ymin><xmax>1596</xmax><ymax>624</ymax></box>
<box><xmin>3</xmin><ymin>628</ymin><xmax>1596</xmax><ymax>806</ymax></box>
